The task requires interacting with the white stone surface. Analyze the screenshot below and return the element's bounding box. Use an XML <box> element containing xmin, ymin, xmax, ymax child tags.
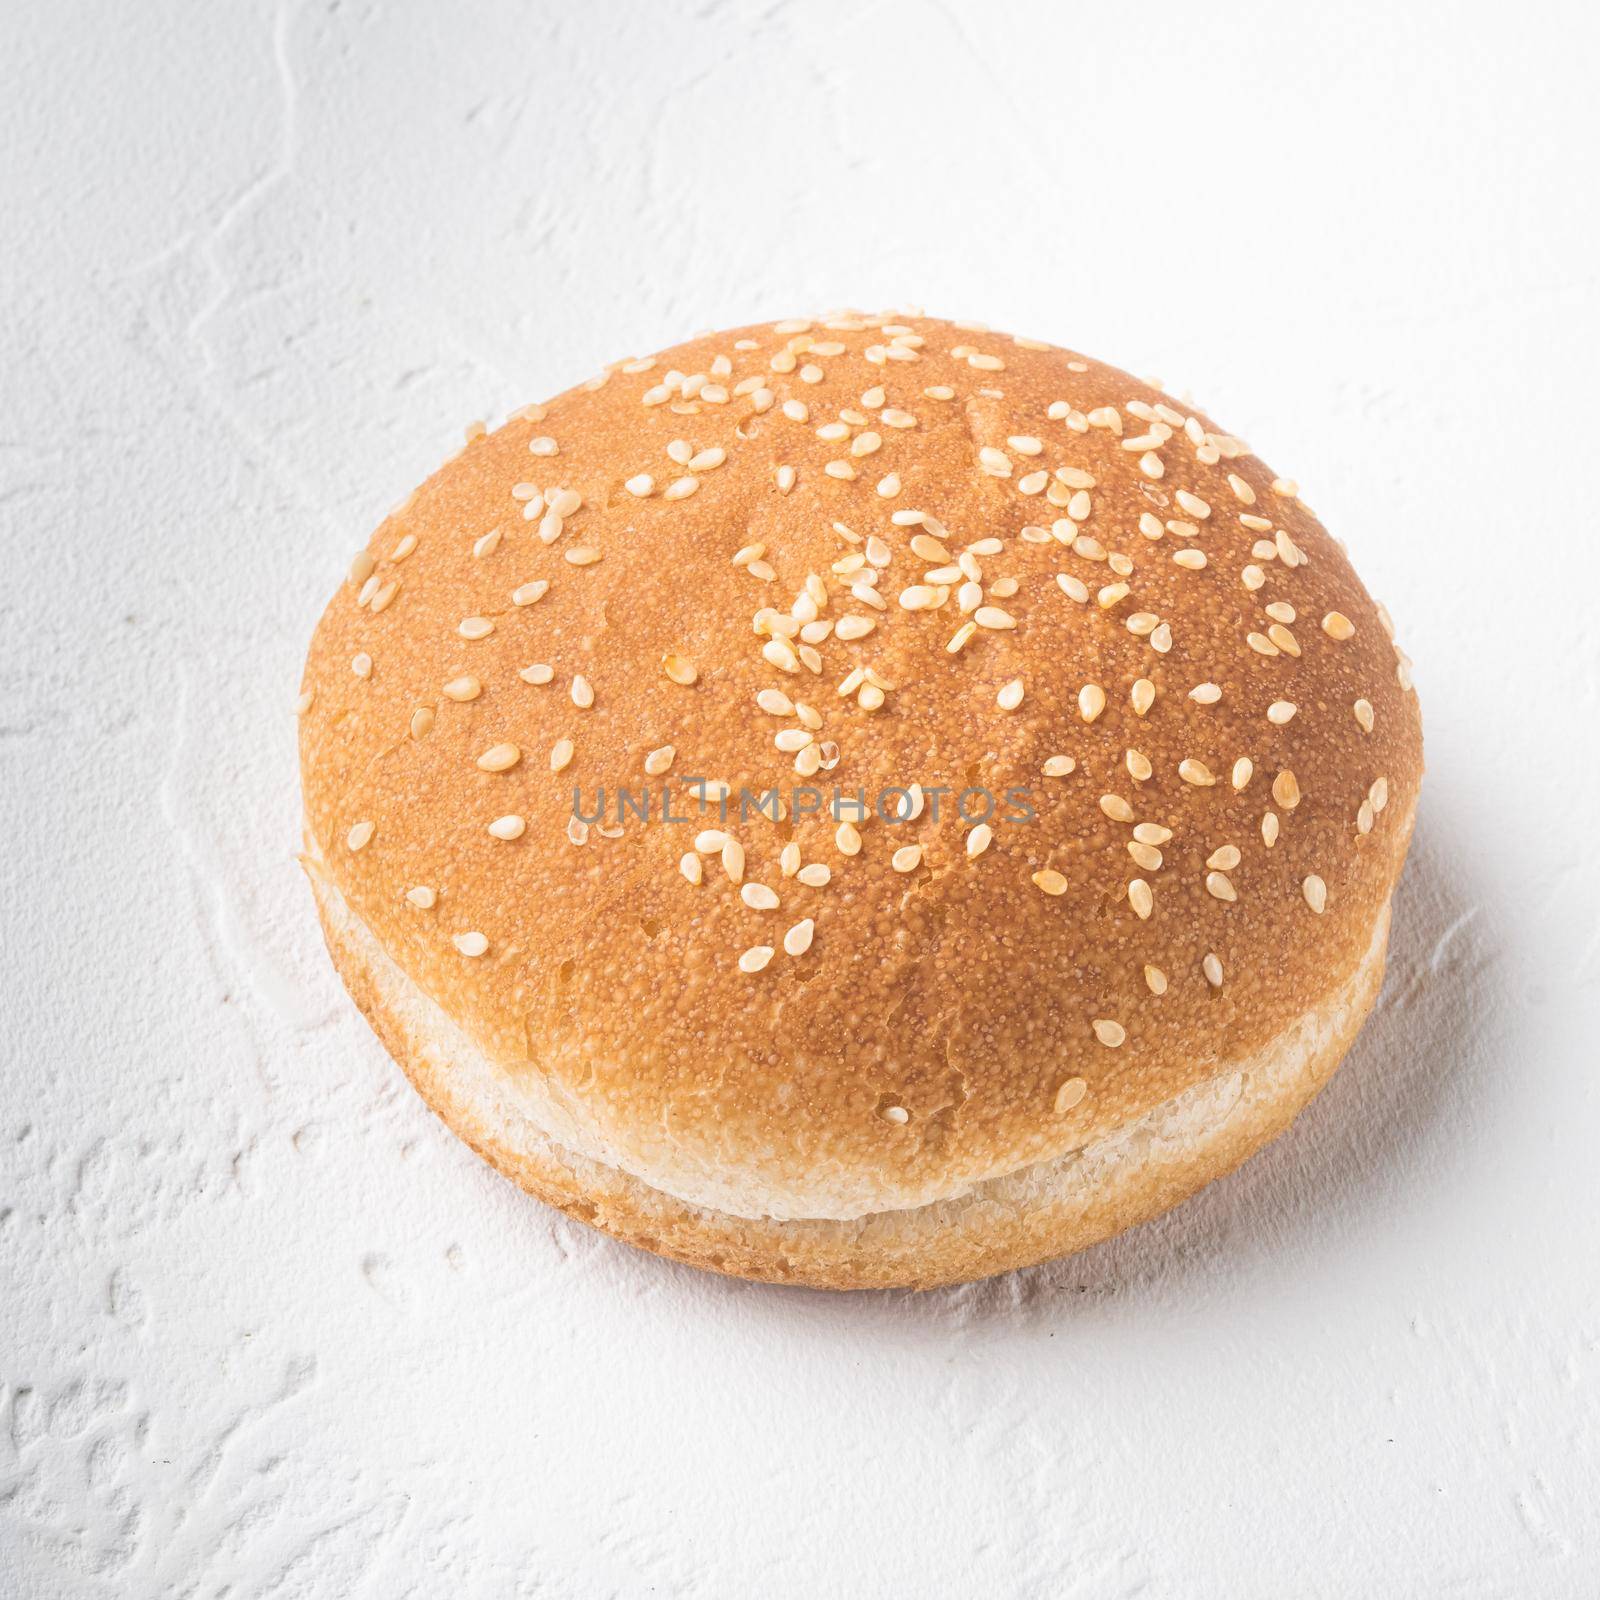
<box><xmin>2</xmin><ymin>0</ymin><xmax>1598</xmax><ymax>1593</ymax></box>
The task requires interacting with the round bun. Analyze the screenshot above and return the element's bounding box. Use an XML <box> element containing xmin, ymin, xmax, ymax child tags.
<box><xmin>299</xmin><ymin>313</ymin><xmax>1422</xmax><ymax>1289</ymax></box>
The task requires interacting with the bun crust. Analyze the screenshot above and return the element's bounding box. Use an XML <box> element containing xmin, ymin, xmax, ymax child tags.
<box><xmin>309</xmin><ymin>866</ymin><xmax>1394</xmax><ymax>1289</ymax></box>
<box><xmin>299</xmin><ymin>314</ymin><xmax>1422</xmax><ymax>1281</ymax></box>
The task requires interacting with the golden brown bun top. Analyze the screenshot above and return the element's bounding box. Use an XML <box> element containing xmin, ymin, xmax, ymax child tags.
<box><xmin>299</xmin><ymin>314</ymin><xmax>1422</xmax><ymax>1222</ymax></box>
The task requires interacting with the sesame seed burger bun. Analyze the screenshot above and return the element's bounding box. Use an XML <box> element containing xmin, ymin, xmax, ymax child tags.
<box><xmin>299</xmin><ymin>313</ymin><xmax>1422</xmax><ymax>1290</ymax></box>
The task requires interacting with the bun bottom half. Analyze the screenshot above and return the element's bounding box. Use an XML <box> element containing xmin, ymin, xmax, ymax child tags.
<box><xmin>309</xmin><ymin>869</ymin><xmax>1393</xmax><ymax>1291</ymax></box>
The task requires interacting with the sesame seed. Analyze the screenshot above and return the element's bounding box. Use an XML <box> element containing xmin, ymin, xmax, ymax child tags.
<box><xmin>722</xmin><ymin>839</ymin><xmax>745</xmax><ymax>883</ymax></box>
<box><xmin>1175</xmin><ymin>489</ymin><xmax>1211</xmax><ymax>519</ymax></box>
<box><xmin>1303</xmin><ymin>874</ymin><xmax>1328</xmax><ymax>913</ymax></box>
<box><xmin>1079</xmin><ymin>683</ymin><xmax>1106</xmax><ymax>722</ymax></box>
<box><xmin>454</xmin><ymin>932</ymin><xmax>488</xmax><ymax>958</ymax></box>
<box><xmin>1354</xmin><ymin>698</ymin><xmax>1375</xmax><ymax>733</ymax></box>
<box><xmin>1131</xmin><ymin>679</ymin><xmax>1156</xmax><ymax>716</ymax></box>
<box><xmin>1144</xmin><ymin>965</ymin><xmax>1168</xmax><ymax>995</ymax></box>
<box><xmin>662</xmin><ymin>654</ymin><xmax>699</xmax><ymax>685</ymax></box>
<box><xmin>1203</xmin><ymin>953</ymin><xmax>1224</xmax><ymax>987</ymax></box>
<box><xmin>477</xmin><ymin>743</ymin><xmax>521</xmax><ymax>772</ymax></box>
<box><xmin>1272</xmin><ymin>769</ymin><xmax>1301</xmax><ymax>809</ymax></box>
<box><xmin>1126</xmin><ymin>749</ymin><xmax>1153</xmax><ymax>782</ymax></box>
<box><xmin>783</xmin><ymin>919</ymin><xmax>815</xmax><ymax>957</ymax></box>
<box><xmin>1262</xmin><ymin>811</ymin><xmax>1280</xmax><ymax>847</ymax></box>
<box><xmin>1371</xmin><ymin>776</ymin><xmax>1390</xmax><ymax>811</ymax></box>
<box><xmin>738</xmin><ymin>946</ymin><xmax>774</xmax><ymax>974</ymax></box>
<box><xmin>797</xmin><ymin>862</ymin><xmax>831</xmax><ymax>887</ymax></box>
<box><xmin>1042</xmin><ymin>755</ymin><xmax>1076</xmax><ymax>777</ymax></box>
<box><xmin>409</xmin><ymin>707</ymin><xmax>434</xmax><ymax>740</ymax></box>
<box><xmin>529</xmin><ymin>436</ymin><xmax>557</xmax><ymax>456</ymax></box>
<box><xmin>975</xmin><ymin>606</ymin><xmax>1016</xmax><ymax>630</ymax></box>
<box><xmin>663</xmin><ymin>476</ymin><xmax>699</xmax><ymax>501</ymax></box>
<box><xmin>459</xmin><ymin>616</ymin><xmax>494</xmax><ymax>640</ymax></box>
<box><xmin>1128</xmin><ymin>878</ymin><xmax>1154</xmax><ymax>919</ymax></box>
<box><xmin>1099</xmin><ymin>794</ymin><xmax>1135</xmax><ymax>823</ymax></box>
<box><xmin>1205</xmin><ymin>871</ymin><xmax>1237</xmax><ymax>902</ymax></box>
<box><xmin>694</xmin><ymin>830</ymin><xmax>727</xmax><ymax>853</ymax></box>
<box><xmin>742</xmin><ymin>883</ymin><xmax>780</xmax><ymax>911</ymax></box>
<box><xmin>892</xmin><ymin>844</ymin><xmax>923</xmax><ymax>873</ymax></box>
<box><xmin>520</xmin><ymin>663</ymin><xmax>554</xmax><ymax>685</ymax></box>
<box><xmin>488</xmin><ymin>814</ymin><xmax>526</xmax><ymax>841</ymax></box>
<box><xmin>1133</xmin><ymin>823</ymin><xmax>1172</xmax><ymax>845</ymax></box>
<box><xmin>1247</xmin><ymin>632</ymin><xmax>1279</xmax><ymax>657</ymax></box>
<box><xmin>550</xmin><ymin>739</ymin><xmax>574</xmax><ymax>772</ymax></box>
<box><xmin>571</xmin><ymin>675</ymin><xmax>594</xmax><ymax>709</ymax></box>
<box><xmin>966</xmin><ymin>824</ymin><xmax>993</xmax><ymax>859</ymax></box>
<box><xmin>997</xmin><ymin>678</ymin><xmax>1025</xmax><ymax>710</ymax></box>
<box><xmin>1323</xmin><ymin>611</ymin><xmax>1355</xmax><ymax>640</ymax></box>
<box><xmin>688</xmin><ymin>446</ymin><xmax>725</xmax><ymax>472</ymax></box>
<box><xmin>947</xmin><ymin>621</ymin><xmax>977</xmax><ymax>653</ymax></box>
<box><xmin>625</xmin><ymin>474</ymin><xmax>654</xmax><ymax>497</ymax></box>
<box><xmin>1054</xmin><ymin>1078</ymin><xmax>1088</xmax><ymax>1113</ymax></box>
<box><xmin>1207</xmin><ymin>845</ymin><xmax>1241</xmax><ymax>870</ymax></box>
<box><xmin>294</xmin><ymin>689</ymin><xmax>315</xmax><ymax>715</ymax></box>
<box><xmin>406</xmin><ymin>886</ymin><xmax>436</xmax><ymax>908</ymax></box>
<box><xmin>1179</xmin><ymin>758</ymin><xmax>1216</xmax><ymax>787</ymax></box>
<box><xmin>644</xmin><ymin>745</ymin><xmax>675</xmax><ymax>776</ymax></box>
<box><xmin>1190</xmin><ymin>682</ymin><xmax>1222</xmax><ymax>705</ymax></box>
<box><xmin>1033</xmin><ymin>869</ymin><xmax>1068</xmax><ymax>896</ymax></box>
<box><xmin>1056</xmin><ymin>573</ymin><xmax>1089</xmax><ymax>604</ymax></box>
<box><xmin>347</xmin><ymin>820</ymin><xmax>374</xmax><ymax>852</ymax></box>
<box><xmin>512</xmin><ymin>580</ymin><xmax>550</xmax><ymax>607</ymax></box>
<box><xmin>1092</xmin><ymin>1019</ymin><xmax>1125</xmax><ymax>1047</ymax></box>
<box><xmin>836</xmin><ymin>821</ymin><xmax>862</xmax><ymax>856</ymax></box>
<box><xmin>679</xmin><ymin>852</ymin><xmax>703</xmax><ymax>885</ymax></box>
<box><xmin>1267</xmin><ymin>700</ymin><xmax>1297</xmax><ymax>725</ymax></box>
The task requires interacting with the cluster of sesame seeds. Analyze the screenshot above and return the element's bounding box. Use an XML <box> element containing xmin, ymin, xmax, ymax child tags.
<box><xmin>316</xmin><ymin>312</ymin><xmax>1414</xmax><ymax>1143</ymax></box>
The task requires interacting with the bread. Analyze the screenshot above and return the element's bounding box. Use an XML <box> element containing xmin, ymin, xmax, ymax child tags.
<box><xmin>298</xmin><ymin>312</ymin><xmax>1422</xmax><ymax>1289</ymax></box>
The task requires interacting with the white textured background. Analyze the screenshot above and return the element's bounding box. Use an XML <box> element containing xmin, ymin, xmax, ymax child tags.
<box><xmin>3</xmin><ymin>1</ymin><xmax>1598</xmax><ymax>1595</ymax></box>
